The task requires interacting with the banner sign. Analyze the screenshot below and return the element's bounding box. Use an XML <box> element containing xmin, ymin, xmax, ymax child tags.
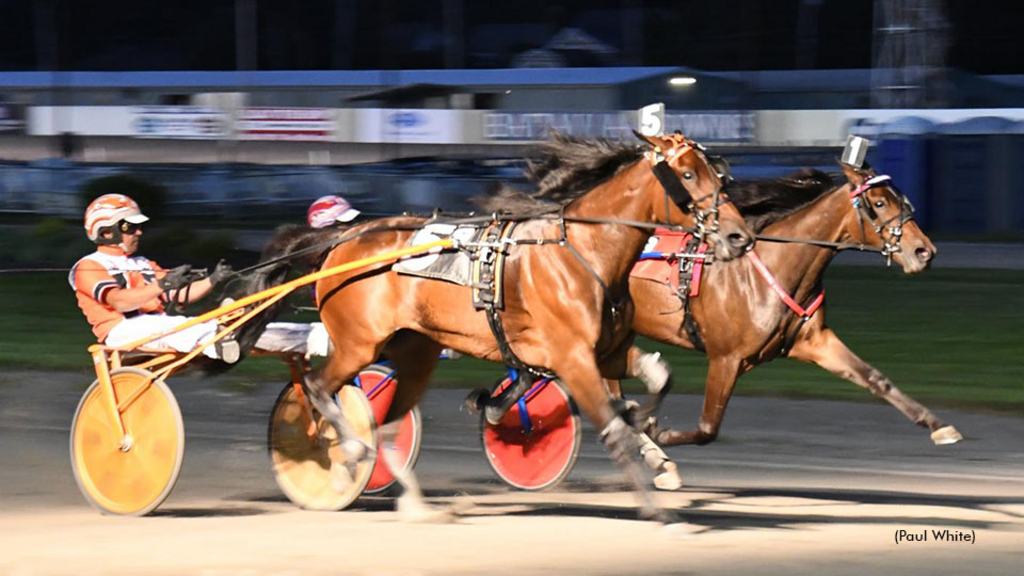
<box><xmin>484</xmin><ymin>111</ymin><xmax>755</xmax><ymax>143</ymax></box>
<box><xmin>357</xmin><ymin>109</ymin><xmax>462</xmax><ymax>144</ymax></box>
<box><xmin>131</xmin><ymin>106</ymin><xmax>228</xmax><ymax>139</ymax></box>
<box><xmin>0</xmin><ymin>103</ymin><xmax>26</xmax><ymax>134</ymax></box>
<box><xmin>237</xmin><ymin>107</ymin><xmax>335</xmax><ymax>141</ymax></box>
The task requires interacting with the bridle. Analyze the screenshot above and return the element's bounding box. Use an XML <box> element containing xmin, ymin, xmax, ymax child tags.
<box><xmin>848</xmin><ymin>174</ymin><xmax>916</xmax><ymax>266</ymax></box>
<box><xmin>755</xmin><ymin>172</ymin><xmax>917</xmax><ymax>266</ymax></box>
<box><xmin>645</xmin><ymin>136</ymin><xmax>733</xmax><ymax>247</ymax></box>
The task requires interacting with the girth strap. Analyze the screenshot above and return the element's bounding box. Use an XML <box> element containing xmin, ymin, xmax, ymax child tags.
<box><xmin>471</xmin><ymin>221</ymin><xmax>554</xmax><ymax>379</ymax></box>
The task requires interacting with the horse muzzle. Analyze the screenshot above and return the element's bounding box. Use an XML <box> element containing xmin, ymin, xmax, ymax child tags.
<box><xmin>710</xmin><ymin>220</ymin><xmax>754</xmax><ymax>261</ymax></box>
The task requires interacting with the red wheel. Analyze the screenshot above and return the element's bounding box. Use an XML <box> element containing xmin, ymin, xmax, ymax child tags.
<box><xmin>356</xmin><ymin>365</ymin><xmax>423</xmax><ymax>494</ymax></box>
<box><xmin>482</xmin><ymin>377</ymin><xmax>581</xmax><ymax>491</ymax></box>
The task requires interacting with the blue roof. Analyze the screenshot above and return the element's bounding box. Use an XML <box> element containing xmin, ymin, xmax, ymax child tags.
<box><xmin>0</xmin><ymin>67</ymin><xmax>681</xmax><ymax>89</ymax></box>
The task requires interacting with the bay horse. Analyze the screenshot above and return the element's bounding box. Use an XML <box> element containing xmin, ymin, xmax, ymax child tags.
<box><xmin>615</xmin><ymin>160</ymin><xmax>960</xmax><ymax>469</ymax></box>
<box><xmin>249</xmin><ymin>132</ymin><xmax>754</xmax><ymax>522</ymax></box>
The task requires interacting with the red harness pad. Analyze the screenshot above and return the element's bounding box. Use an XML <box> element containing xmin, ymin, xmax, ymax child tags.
<box><xmin>630</xmin><ymin>229</ymin><xmax>706</xmax><ymax>296</ymax></box>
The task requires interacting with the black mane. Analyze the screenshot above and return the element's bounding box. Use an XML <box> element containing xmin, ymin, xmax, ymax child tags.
<box><xmin>527</xmin><ymin>132</ymin><xmax>644</xmax><ymax>203</ymax></box>
<box><xmin>473</xmin><ymin>131</ymin><xmax>643</xmax><ymax>214</ymax></box>
<box><xmin>728</xmin><ymin>168</ymin><xmax>838</xmax><ymax>232</ymax></box>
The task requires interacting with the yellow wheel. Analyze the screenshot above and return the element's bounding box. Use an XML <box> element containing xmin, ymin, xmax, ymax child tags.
<box><xmin>70</xmin><ymin>368</ymin><xmax>184</xmax><ymax>516</ymax></box>
<box><xmin>268</xmin><ymin>384</ymin><xmax>377</xmax><ymax>510</ymax></box>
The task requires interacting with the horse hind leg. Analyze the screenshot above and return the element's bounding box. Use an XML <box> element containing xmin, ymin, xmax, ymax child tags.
<box><xmin>379</xmin><ymin>331</ymin><xmax>454</xmax><ymax>523</ymax></box>
<box><xmin>609</xmin><ymin>347</ymin><xmax>681</xmax><ymax>491</ymax></box>
<box><xmin>303</xmin><ymin>342</ymin><xmax>381</xmax><ymax>491</ymax></box>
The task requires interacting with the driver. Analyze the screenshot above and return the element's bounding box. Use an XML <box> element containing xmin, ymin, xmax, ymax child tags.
<box><xmin>69</xmin><ymin>193</ymin><xmax>238</xmax><ymax>362</ymax></box>
<box><xmin>249</xmin><ymin>194</ymin><xmax>361</xmax><ymax>357</ymax></box>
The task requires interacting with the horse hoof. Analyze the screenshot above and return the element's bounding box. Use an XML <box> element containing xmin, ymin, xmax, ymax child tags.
<box><xmin>639</xmin><ymin>507</ymin><xmax>678</xmax><ymax>525</ymax></box>
<box><xmin>484</xmin><ymin>405</ymin><xmax>505</xmax><ymax>426</ymax></box>
<box><xmin>463</xmin><ymin>388</ymin><xmax>488</xmax><ymax>415</ymax></box>
<box><xmin>931</xmin><ymin>426</ymin><xmax>963</xmax><ymax>446</ymax></box>
<box><xmin>397</xmin><ymin>498</ymin><xmax>456</xmax><ymax>524</ymax></box>
<box><xmin>653</xmin><ymin>462</ymin><xmax>683</xmax><ymax>491</ymax></box>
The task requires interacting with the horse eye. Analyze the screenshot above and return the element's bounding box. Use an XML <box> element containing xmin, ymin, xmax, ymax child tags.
<box><xmin>682</xmin><ymin>172</ymin><xmax>694</xmax><ymax>181</ymax></box>
<box><xmin>874</xmin><ymin>200</ymin><xmax>885</xmax><ymax>209</ymax></box>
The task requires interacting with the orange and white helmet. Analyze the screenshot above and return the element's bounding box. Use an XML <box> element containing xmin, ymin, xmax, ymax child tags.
<box><xmin>307</xmin><ymin>195</ymin><xmax>360</xmax><ymax>229</ymax></box>
<box><xmin>83</xmin><ymin>194</ymin><xmax>149</xmax><ymax>242</ymax></box>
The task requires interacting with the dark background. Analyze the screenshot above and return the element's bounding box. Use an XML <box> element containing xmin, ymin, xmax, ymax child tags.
<box><xmin>0</xmin><ymin>0</ymin><xmax>1018</xmax><ymax>74</ymax></box>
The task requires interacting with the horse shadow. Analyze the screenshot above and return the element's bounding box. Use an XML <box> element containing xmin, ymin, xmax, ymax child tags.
<box><xmin>151</xmin><ymin>506</ymin><xmax>273</xmax><ymax>519</ymax></box>
<box><xmin>420</xmin><ymin>482</ymin><xmax>1024</xmax><ymax>532</ymax></box>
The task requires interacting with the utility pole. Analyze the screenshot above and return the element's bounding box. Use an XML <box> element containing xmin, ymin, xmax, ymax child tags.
<box><xmin>872</xmin><ymin>0</ymin><xmax>949</xmax><ymax>108</ymax></box>
<box><xmin>443</xmin><ymin>0</ymin><xmax>465</xmax><ymax>69</ymax></box>
<box><xmin>795</xmin><ymin>0</ymin><xmax>823</xmax><ymax>69</ymax></box>
<box><xmin>235</xmin><ymin>0</ymin><xmax>258</xmax><ymax>70</ymax></box>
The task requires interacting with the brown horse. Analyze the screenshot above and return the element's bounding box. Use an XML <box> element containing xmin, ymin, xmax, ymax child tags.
<box><xmin>251</xmin><ymin>133</ymin><xmax>754</xmax><ymax>521</ymax></box>
<box><xmin>613</xmin><ymin>161</ymin><xmax>960</xmax><ymax>470</ymax></box>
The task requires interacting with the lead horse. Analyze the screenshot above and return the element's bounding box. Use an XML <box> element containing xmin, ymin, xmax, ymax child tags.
<box><xmin>619</xmin><ymin>160</ymin><xmax>961</xmax><ymax>460</ymax></box>
<box><xmin>249</xmin><ymin>133</ymin><xmax>754</xmax><ymax>521</ymax></box>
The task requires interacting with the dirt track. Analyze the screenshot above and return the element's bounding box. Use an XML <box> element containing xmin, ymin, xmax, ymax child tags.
<box><xmin>1</xmin><ymin>371</ymin><xmax>1021</xmax><ymax>575</ymax></box>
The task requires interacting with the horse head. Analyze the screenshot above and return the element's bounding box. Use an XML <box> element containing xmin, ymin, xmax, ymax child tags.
<box><xmin>633</xmin><ymin>131</ymin><xmax>753</xmax><ymax>261</ymax></box>
<box><xmin>839</xmin><ymin>162</ymin><xmax>936</xmax><ymax>274</ymax></box>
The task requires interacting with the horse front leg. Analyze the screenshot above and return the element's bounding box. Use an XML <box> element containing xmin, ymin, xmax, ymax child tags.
<box><xmin>647</xmin><ymin>356</ymin><xmax>742</xmax><ymax>447</ymax></box>
<box><xmin>557</xmin><ymin>347</ymin><xmax>673</xmax><ymax>523</ymax></box>
<box><xmin>787</xmin><ymin>327</ymin><xmax>962</xmax><ymax>445</ymax></box>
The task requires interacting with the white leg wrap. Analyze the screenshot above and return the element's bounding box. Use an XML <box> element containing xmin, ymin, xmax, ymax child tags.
<box><xmin>638</xmin><ymin>432</ymin><xmax>682</xmax><ymax>491</ymax></box>
<box><xmin>634</xmin><ymin>352</ymin><xmax>671</xmax><ymax>395</ymax></box>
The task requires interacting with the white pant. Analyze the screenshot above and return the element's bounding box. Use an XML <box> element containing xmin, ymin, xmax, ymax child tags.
<box><xmin>106</xmin><ymin>314</ymin><xmax>223</xmax><ymax>359</ymax></box>
<box><xmin>255</xmin><ymin>322</ymin><xmax>332</xmax><ymax>357</ymax></box>
<box><xmin>106</xmin><ymin>316</ymin><xmax>333</xmax><ymax>360</ymax></box>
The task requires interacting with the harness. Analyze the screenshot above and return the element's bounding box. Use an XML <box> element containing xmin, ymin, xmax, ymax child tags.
<box><xmin>748</xmin><ymin>173</ymin><xmax>916</xmax><ymax>353</ymax></box>
<box><xmin>636</xmin><ymin>232</ymin><xmax>708</xmax><ymax>351</ymax></box>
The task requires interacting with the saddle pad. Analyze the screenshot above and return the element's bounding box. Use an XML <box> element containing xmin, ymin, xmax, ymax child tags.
<box><xmin>393</xmin><ymin>223</ymin><xmax>480</xmax><ymax>286</ymax></box>
<box><xmin>630</xmin><ymin>229</ymin><xmax>706</xmax><ymax>296</ymax></box>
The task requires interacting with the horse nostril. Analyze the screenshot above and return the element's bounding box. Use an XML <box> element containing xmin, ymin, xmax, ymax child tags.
<box><xmin>728</xmin><ymin>232</ymin><xmax>750</xmax><ymax>248</ymax></box>
<box><xmin>915</xmin><ymin>247</ymin><xmax>932</xmax><ymax>261</ymax></box>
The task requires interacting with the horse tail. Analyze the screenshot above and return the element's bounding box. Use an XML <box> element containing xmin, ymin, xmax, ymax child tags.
<box><xmin>197</xmin><ymin>225</ymin><xmax>339</xmax><ymax>375</ymax></box>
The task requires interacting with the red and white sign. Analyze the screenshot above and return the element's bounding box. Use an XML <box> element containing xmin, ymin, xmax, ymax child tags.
<box><xmin>237</xmin><ymin>107</ymin><xmax>335</xmax><ymax>141</ymax></box>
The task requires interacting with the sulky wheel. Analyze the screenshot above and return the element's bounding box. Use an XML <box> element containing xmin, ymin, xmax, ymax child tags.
<box><xmin>481</xmin><ymin>377</ymin><xmax>582</xmax><ymax>491</ymax></box>
<box><xmin>268</xmin><ymin>383</ymin><xmax>377</xmax><ymax>510</ymax></box>
<box><xmin>70</xmin><ymin>367</ymin><xmax>185</xmax><ymax>516</ymax></box>
<box><xmin>356</xmin><ymin>365</ymin><xmax>423</xmax><ymax>494</ymax></box>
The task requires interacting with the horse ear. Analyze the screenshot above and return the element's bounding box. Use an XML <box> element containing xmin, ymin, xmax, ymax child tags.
<box><xmin>839</xmin><ymin>161</ymin><xmax>868</xmax><ymax>187</ymax></box>
<box><xmin>632</xmin><ymin>129</ymin><xmax>666</xmax><ymax>150</ymax></box>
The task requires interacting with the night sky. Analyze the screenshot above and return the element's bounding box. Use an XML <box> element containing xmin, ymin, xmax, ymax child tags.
<box><xmin>0</xmin><ymin>0</ymin><xmax>1019</xmax><ymax>74</ymax></box>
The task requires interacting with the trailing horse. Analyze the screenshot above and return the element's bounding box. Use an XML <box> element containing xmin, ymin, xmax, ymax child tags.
<box><xmin>618</xmin><ymin>160</ymin><xmax>960</xmax><ymax>461</ymax></box>
<box><xmin>249</xmin><ymin>132</ymin><xmax>754</xmax><ymax>522</ymax></box>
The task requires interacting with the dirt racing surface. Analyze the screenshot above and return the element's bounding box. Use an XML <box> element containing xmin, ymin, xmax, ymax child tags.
<box><xmin>1</xmin><ymin>371</ymin><xmax>1022</xmax><ymax>575</ymax></box>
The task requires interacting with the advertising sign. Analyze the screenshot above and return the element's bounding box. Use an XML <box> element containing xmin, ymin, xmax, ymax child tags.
<box><xmin>0</xmin><ymin>103</ymin><xmax>26</xmax><ymax>134</ymax></box>
<box><xmin>131</xmin><ymin>106</ymin><xmax>228</xmax><ymax>139</ymax></box>
<box><xmin>237</xmin><ymin>107</ymin><xmax>335</xmax><ymax>141</ymax></box>
<box><xmin>356</xmin><ymin>109</ymin><xmax>462</xmax><ymax>144</ymax></box>
<box><xmin>484</xmin><ymin>111</ymin><xmax>754</xmax><ymax>143</ymax></box>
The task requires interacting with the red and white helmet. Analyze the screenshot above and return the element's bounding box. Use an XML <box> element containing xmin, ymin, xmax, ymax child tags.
<box><xmin>307</xmin><ymin>195</ymin><xmax>360</xmax><ymax>229</ymax></box>
<box><xmin>83</xmin><ymin>194</ymin><xmax>149</xmax><ymax>242</ymax></box>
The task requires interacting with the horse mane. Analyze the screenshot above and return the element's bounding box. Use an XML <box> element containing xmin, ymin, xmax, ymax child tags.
<box><xmin>528</xmin><ymin>131</ymin><xmax>644</xmax><ymax>203</ymax></box>
<box><xmin>472</xmin><ymin>131</ymin><xmax>644</xmax><ymax>215</ymax></box>
<box><xmin>728</xmin><ymin>168</ymin><xmax>837</xmax><ymax>232</ymax></box>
